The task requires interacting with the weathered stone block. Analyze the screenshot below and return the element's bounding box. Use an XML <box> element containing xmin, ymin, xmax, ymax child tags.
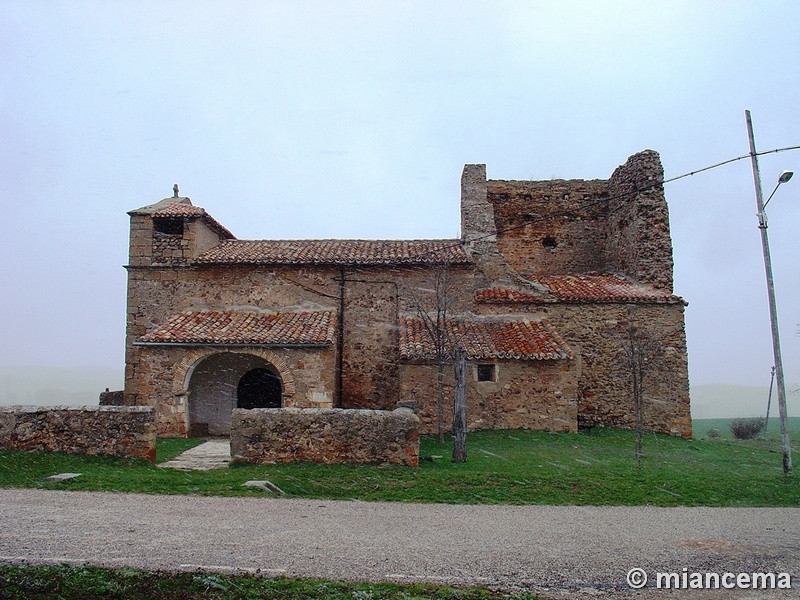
<box><xmin>0</xmin><ymin>406</ymin><xmax>156</xmax><ymax>462</ymax></box>
<box><xmin>231</xmin><ymin>407</ymin><xmax>419</xmax><ymax>467</ymax></box>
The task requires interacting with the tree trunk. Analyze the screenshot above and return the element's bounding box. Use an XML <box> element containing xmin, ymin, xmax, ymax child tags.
<box><xmin>452</xmin><ymin>350</ymin><xmax>467</xmax><ymax>463</ymax></box>
<box><xmin>437</xmin><ymin>361</ymin><xmax>445</xmax><ymax>444</ymax></box>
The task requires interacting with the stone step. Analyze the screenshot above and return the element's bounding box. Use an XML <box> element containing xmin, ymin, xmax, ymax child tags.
<box><xmin>158</xmin><ymin>439</ymin><xmax>231</xmax><ymax>471</ymax></box>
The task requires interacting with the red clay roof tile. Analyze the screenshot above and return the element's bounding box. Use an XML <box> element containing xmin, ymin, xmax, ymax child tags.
<box><xmin>477</xmin><ymin>273</ymin><xmax>683</xmax><ymax>304</ymax></box>
<box><xmin>476</xmin><ymin>288</ymin><xmax>543</xmax><ymax>303</ymax></box>
<box><xmin>195</xmin><ymin>239</ymin><xmax>470</xmax><ymax>266</ymax></box>
<box><xmin>136</xmin><ymin>310</ymin><xmax>335</xmax><ymax>346</ymax></box>
<box><xmin>399</xmin><ymin>317</ymin><xmax>572</xmax><ymax>361</ymax></box>
<box><xmin>152</xmin><ymin>203</ymin><xmax>236</xmax><ymax>240</ymax></box>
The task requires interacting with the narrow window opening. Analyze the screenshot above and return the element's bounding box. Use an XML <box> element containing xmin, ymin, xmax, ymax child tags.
<box><xmin>542</xmin><ymin>237</ymin><xmax>557</xmax><ymax>249</ymax></box>
<box><xmin>477</xmin><ymin>364</ymin><xmax>496</xmax><ymax>382</ymax></box>
<box><xmin>153</xmin><ymin>217</ymin><xmax>184</xmax><ymax>235</ymax></box>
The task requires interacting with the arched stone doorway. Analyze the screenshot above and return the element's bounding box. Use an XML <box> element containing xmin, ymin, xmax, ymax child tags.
<box><xmin>187</xmin><ymin>352</ymin><xmax>283</xmax><ymax>436</ymax></box>
<box><xmin>237</xmin><ymin>368</ymin><xmax>282</xmax><ymax>409</ymax></box>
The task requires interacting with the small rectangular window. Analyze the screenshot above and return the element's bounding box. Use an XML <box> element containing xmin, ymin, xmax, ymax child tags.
<box><xmin>477</xmin><ymin>364</ymin><xmax>496</xmax><ymax>382</ymax></box>
<box><xmin>153</xmin><ymin>217</ymin><xmax>184</xmax><ymax>235</ymax></box>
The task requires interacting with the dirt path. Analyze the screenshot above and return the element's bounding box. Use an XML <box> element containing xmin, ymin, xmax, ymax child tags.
<box><xmin>1</xmin><ymin>489</ymin><xmax>798</xmax><ymax>598</ymax></box>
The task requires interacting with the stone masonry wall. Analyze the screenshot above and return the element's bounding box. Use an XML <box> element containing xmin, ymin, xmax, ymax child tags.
<box><xmin>0</xmin><ymin>406</ymin><xmax>156</xmax><ymax>462</ymax></box>
<box><xmin>124</xmin><ymin>264</ymin><xmax>342</xmax><ymax>423</ymax></box>
<box><xmin>487</xmin><ymin>179</ymin><xmax>610</xmax><ymax>277</ymax></box>
<box><xmin>340</xmin><ymin>275</ymin><xmax>400</xmax><ymax>410</ymax></box>
<box><xmin>230</xmin><ymin>407</ymin><xmax>419</xmax><ymax>466</ymax></box>
<box><xmin>99</xmin><ymin>389</ymin><xmax>125</xmax><ymax>406</ymax></box>
<box><xmin>606</xmin><ymin>150</ymin><xmax>674</xmax><ymax>291</ymax></box>
<box><xmin>125</xmin><ymin>262</ymin><xmax>476</xmax><ymax>435</ymax></box>
<box><xmin>399</xmin><ymin>359</ymin><xmax>578</xmax><ymax>435</ymax></box>
<box><xmin>340</xmin><ymin>265</ymin><xmax>477</xmax><ymax>411</ymax></box>
<box><xmin>478</xmin><ymin>300</ymin><xmax>691</xmax><ymax>438</ymax></box>
<box><xmin>552</xmin><ymin>303</ymin><xmax>691</xmax><ymax>437</ymax></box>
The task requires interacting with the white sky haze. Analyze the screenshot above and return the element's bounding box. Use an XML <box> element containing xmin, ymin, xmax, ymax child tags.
<box><xmin>1</xmin><ymin>1</ymin><xmax>799</xmax><ymax>406</ymax></box>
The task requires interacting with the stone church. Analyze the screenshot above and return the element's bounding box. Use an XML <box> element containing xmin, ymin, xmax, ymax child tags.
<box><xmin>122</xmin><ymin>150</ymin><xmax>691</xmax><ymax>438</ymax></box>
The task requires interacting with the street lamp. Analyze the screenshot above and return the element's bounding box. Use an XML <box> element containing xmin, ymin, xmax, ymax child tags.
<box><xmin>764</xmin><ymin>171</ymin><xmax>794</xmax><ymax>210</ymax></box>
<box><xmin>745</xmin><ymin>109</ymin><xmax>793</xmax><ymax>474</ymax></box>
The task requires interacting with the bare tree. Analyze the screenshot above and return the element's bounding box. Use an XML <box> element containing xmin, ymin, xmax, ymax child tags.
<box><xmin>614</xmin><ymin>313</ymin><xmax>664</xmax><ymax>467</ymax></box>
<box><xmin>407</xmin><ymin>262</ymin><xmax>454</xmax><ymax>443</ymax></box>
<box><xmin>405</xmin><ymin>260</ymin><xmax>468</xmax><ymax>461</ymax></box>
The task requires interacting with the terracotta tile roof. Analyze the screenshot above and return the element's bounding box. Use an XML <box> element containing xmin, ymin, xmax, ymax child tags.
<box><xmin>477</xmin><ymin>273</ymin><xmax>684</xmax><ymax>304</ymax></box>
<box><xmin>152</xmin><ymin>202</ymin><xmax>235</xmax><ymax>240</ymax></box>
<box><xmin>399</xmin><ymin>317</ymin><xmax>572</xmax><ymax>361</ymax></box>
<box><xmin>151</xmin><ymin>203</ymin><xmax>206</xmax><ymax>218</ymax></box>
<box><xmin>195</xmin><ymin>239</ymin><xmax>470</xmax><ymax>266</ymax></box>
<box><xmin>476</xmin><ymin>288</ymin><xmax>542</xmax><ymax>303</ymax></box>
<box><xmin>136</xmin><ymin>310</ymin><xmax>335</xmax><ymax>346</ymax></box>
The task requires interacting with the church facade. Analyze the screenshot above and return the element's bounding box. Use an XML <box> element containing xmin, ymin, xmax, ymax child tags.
<box><xmin>122</xmin><ymin>150</ymin><xmax>691</xmax><ymax>438</ymax></box>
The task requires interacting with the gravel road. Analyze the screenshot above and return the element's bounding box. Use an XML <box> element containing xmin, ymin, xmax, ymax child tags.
<box><xmin>1</xmin><ymin>488</ymin><xmax>798</xmax><ymax>598</ymax></box>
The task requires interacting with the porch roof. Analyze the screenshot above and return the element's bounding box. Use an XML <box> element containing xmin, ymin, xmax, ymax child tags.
<box><xmin>399</xmin><ymin>317</ymin><xmax>572</xmax><ymax>361</ymax></box>
<box><xmin>136</xmin><ymin>310</ymin><xmax>335</xmax><ymax>347</ymax></box>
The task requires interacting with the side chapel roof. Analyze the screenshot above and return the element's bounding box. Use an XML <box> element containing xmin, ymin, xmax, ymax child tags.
<box><xmin>135</xmin><ymin>310</ymin><xmax>335</xmax><ymax>347</ymax></box>
<box><xmin>399</xmin><ymin>317</ymin><xmax>573</xmax><ymax>361</ymax></box>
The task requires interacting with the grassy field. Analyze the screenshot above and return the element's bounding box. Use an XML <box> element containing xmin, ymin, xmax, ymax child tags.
<box><xmin>0</xmin><ymin>563</ymin><xmax>537</xmax><ymax>600</ymax></box>
<box><xmin>1</xmin><ymin>425</ymin><xmax>799</xmax><ymax>506</ymax></box>
<box><xmin>693</xmin><ymin>416</ymin><xmax>800</xmax><ymax>440</ymax></box>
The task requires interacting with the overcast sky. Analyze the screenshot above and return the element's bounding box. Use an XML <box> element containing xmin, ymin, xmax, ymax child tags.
<box><xmin>1</xmin><ymin>1</ymin><xmax>799</xmax><ymax>394</ymax></box>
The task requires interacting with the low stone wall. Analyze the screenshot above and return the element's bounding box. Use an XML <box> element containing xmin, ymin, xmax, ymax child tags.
<box><xmin>0</xmin><ymin>406</ymin><xmax>156</xmax><ymax>463</ymax></box>
<box><xmin>231</xmin><ymin>407</ymin><xmax>420</xmax><ymax>467</ymax></box>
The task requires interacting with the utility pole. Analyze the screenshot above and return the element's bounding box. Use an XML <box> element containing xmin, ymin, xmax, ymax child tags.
<box><xmin>745</xmin><ymin>109</ymin><xmax>792</xmax><ymax>473</ymax></box>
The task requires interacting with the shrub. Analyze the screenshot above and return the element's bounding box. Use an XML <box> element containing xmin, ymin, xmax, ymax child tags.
<box><xmin>730</xmin><ymin>417</ymin><xmax>766</xmax><ymax>440</ymax></box>
<box><xmin>707</xmin><ymin>428</ymin><xmax>720</xmax><ymax>439</ymax></box>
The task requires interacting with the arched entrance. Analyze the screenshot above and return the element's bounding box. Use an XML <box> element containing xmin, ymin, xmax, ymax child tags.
<box><xmin>237</xmin><ymin>368</ymin><xmax>282</xmax><ymax>409</ymax></box>
<box><xmin>187</xmin><ymin>352</ymin><xmax>283</xmax><ymax>436</ymax></box>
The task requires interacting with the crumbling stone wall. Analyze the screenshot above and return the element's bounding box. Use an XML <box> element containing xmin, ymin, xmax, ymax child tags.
<box><xmin>481</xmin><ymin>151</ymin><xmax>674</xmax><ymax>294</ymax></box>
<box><xmin>230</xmin><ymin>407</ymin><xmax>419</xmax><ymax>466</ymax></box>
<box><xmin>606</xmin><ymin>150</ymin><xmax>674</xmax><ymax>291</ymax></box>
<box><xmin>99</xmin><ymin>389</ymin><xmax>124</xmax><ymax>406</ymax></box>
<box><xmin>0</xmin><ymin>406</ymin><xmax>156</xmax><ymax>462</ymax></box>
<box><xmin>400</xmin><ymin>359</ymin><xmax>578</xmax><ymax>435</ymax></box>
<box><xmin>487</xmin><ymin>179</ymin><xmax>610</xmax><ymax>277</ymax></box>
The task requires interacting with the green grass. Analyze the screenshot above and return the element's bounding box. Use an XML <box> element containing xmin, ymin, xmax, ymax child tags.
<box><xmin>1</xmin><ymin>427</ymin><xmax>799</xmax><ymax>506</ymax></box>
<box><xmin>0</xmin><ymin>563</ymin><xmax>537</xmax><ymax>600</ymax></box>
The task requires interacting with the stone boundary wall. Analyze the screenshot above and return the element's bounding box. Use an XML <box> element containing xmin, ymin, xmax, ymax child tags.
<box><xmin>231</xmin><ymin>407</ymin><xmax>419</xmax><ymax>467</ymax></box>
<box><xmin>0</xmin><ymin>406</ymin><xmax>156</xmax><ymax>463</ymax></box>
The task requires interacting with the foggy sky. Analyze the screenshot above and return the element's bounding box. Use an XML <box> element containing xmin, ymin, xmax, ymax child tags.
<box><xmin>1</xmin><ymin>1</ymin><xmax>799</xmax><ymax>395</ymax></box>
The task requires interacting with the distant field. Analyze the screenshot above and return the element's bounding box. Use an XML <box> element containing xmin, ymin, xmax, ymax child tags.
<box><xmin>693</xmin><ymin>417</ymin><xmax>800</xmax><ymax>440</ymax></box>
